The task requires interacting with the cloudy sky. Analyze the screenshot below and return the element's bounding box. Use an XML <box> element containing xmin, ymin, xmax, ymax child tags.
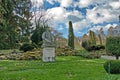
<box><xmin>31</xmin><ymin>0</ymin><xmax>120</xmax><ymax>38</ymax></box>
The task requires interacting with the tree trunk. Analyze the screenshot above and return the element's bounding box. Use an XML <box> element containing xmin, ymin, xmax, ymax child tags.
<box><xmin>115</xmin><ymin>55</ymin><xmax>119</xmax><ymax>60</ymax></box>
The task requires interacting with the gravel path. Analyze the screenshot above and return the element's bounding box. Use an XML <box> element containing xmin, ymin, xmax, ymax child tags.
<box><xmin>101</xmin><ymin>55</ymin><xmax>120</xmax><ymax>60</ymax></box>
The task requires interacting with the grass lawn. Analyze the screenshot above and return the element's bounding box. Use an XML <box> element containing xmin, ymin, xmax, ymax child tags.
<box><xmin>0</xmin><ymin>56</ymin><xmax>120</xmax><ymax>80</ymax></box>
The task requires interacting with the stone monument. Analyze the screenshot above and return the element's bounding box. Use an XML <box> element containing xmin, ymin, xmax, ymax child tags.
<box><xmin>42</xmin><ymin>27</ymin><xmax>55</xmax><ymax>62</ymax></box>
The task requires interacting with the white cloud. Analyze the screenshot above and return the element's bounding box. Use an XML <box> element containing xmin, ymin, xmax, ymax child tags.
<box><xmin>86</xmin><ymin>7</ymin><xmax>116</xmax><ymax>24</ymax></box>
<box><xmin>31</xmin><ymin>0</ymin><xmax>120</xmax><ymax>37</ymax></box>
<box><xmin>105</xmin><ymin>24</ymin><xmax>118</xmax><ymax>29</ymax></box>
<box><xmin>90</xmin><ymin>23</ymin><xmax>118</xmax><ymax>33</ymax></box>
<box><xmin>47</xmin><ymin>7</ymin><xmax>85</xmax><ymax>30</ymax></box>
<box><xmin>79</xmin><ymin>0</ymin><xmax>93</xmax><ymax>8</ymax></box>
<box><xmin>47</xmin><ymin>7</ymin><xmax>66</xmax><ymax>22</ymax></box>
<box><xmin>66</xmin><ymin>10</ymin><xmax>83</xmax><ymax>22</ymax></box>
<box><xmin>73</xmin><ymin>19</ymin><xmax>90</xmax><ymax>31</ymax></box>
<box><xmin>109</xmin><ymin>1</ymin><xmax>120</xmax><ymax>9</ymax></box>
<box><xmin>59</xmin><ymin>0</ymin><xmax>73</xmax><ymax>7</ymax></box>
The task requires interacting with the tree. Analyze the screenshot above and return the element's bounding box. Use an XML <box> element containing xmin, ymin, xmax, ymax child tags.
<box><xmin>89</xmin><ymin>30</ymin><xmax>96</xmax><ymax>45</ymax></box>
<box><xmin>99</xmin><ymin>28</ymin><xmax>106</xmax><ymax>44</ymax></box>
<box><xmin>14</xmin><ymin>0</ymin><xmax>33</xmax><ymax>43</ymax></box>
<box><xmin>0</xmin><ymin>0</ymin><xmax>18</xmax><ymax>49</ymax></box>
<box><xmin>106</xmin><ymin>37</ymin><xmax>120</xmax><ymax>60</ymax></box>
<box><xmin>98</xmin><ymin>34</ymin><xmax>102</xmax><ymax>45</ymax></box>
<box><xmin>81</xmin><ymin>40</ymin><xmax>91</xmax><ymax>51</ymax></box>
<box><xmin>68</xmin><ymin>21</ymin><xmax>74</xmax><ymax>49</ymax></box>
<box><xmin>0</xmin><ymin>0</ymin><xmax>33</xmax><ymax>49</ymax></box>
<box><xmin>31</xmin><ymin>26</ymin><xmax>47</xmax><ymax>47</ymax></box>
<box><xmin>31</xmin><ymin>1</ymin><xmax>52</xmax><ymax>47</ymax></box>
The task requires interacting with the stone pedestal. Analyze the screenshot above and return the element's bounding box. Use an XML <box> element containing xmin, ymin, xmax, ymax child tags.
<box><xmin>42</xmin><ymin>47</ymin><xmax>55</xmax><ymax>62</ymax></box>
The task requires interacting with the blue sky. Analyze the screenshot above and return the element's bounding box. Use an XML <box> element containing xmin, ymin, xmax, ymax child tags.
<box><xmin>31</xmin><ymin>0</ymin><xmax>120</xmax><ymax>38</ymax></box>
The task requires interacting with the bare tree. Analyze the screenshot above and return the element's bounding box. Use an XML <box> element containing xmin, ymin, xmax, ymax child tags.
<box><xmin>32</xmin><ymin>1</ymin><xmax>53</xmax><ymax>28</ymax></box>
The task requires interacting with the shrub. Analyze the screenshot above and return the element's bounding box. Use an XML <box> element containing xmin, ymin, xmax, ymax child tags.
<box><xmin>23</xmin><ymin>51</ymin><xmax>41</xmax><ymax>60</ymax></box>
<box><xmin>104</xmin><ymin>60</ymin><xmax>120</xmax><ymax>74</ymax></box>
<box><xmin>106</xmin><ymin>37</ymin><xmax>120</xmax><ymax>59</ymax></box>
<box><xmin>81</xmin><ymin>40</ymin><xmax>92</xmax><ymax>51</ymax></box>
<box><xmin>82</xmin><ymin>40</ymin><xmax>105</xmax><ymax>51</ymax></box>
<box><xmin>76</xmin><ymin>49</ymin><xmax>101</xmax><ymax>59</ymax></box>
<box><xmin>74</xmin><ymin>49</ymin><xmax>88</xmax><ymax>56</ymax></box>
<box><xmin>86</xmin><ymin>53</ymin><xmax>101</xmax><ymax>59</ymax></box>
<box><xmin>0</xmin><ymin>50</ymin><xmax>42</xmax><ymax>60</ymax></box>
<box><xmin>19</xmin><ymin>43</ymin><xmax>34</xmax><ymax>52</ymax></box>
<box><xmin>31</xmin><ymin>43</ymin><xmax>38</xmax><ymax>48</ymax></box>
<box><xmin>91</xmin><ymin>45</ymin><xmax>105</xmax><ymax>51</ymax></box>
<box><xmin>56</xmin><ymin>47</ymin><xmax>75</xmax><ymax>56</ymax></box>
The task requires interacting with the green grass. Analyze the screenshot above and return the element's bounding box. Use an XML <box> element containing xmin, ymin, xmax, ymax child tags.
<box><xmin>0</xmin><ymin>56</ymin><xmax>120</xmax><ymax>80</ymax></box>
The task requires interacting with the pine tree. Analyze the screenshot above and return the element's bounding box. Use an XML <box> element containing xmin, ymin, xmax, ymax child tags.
<box><xmin>0</xmin><ymin>0</ymin><xmax>33</xmax><ymax>49</ymax></box>
<box><xmin>14</xmin><ymin>0</ymin><xmax>33</xmax><ymax>43</ymax></box>
<box><xmin>0</xmin><ymin>0</ymin><xmax>18</xmax><ymax>49</ymax></box>
<box><xmin>68</xmin><ymin>21</ymin><xmax>74</xmax><ymax>49</ymax></box>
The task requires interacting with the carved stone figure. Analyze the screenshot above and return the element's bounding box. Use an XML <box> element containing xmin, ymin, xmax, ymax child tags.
<box><xmin>42</xmin><ymin>28</ymin><xmax>55</xmax><ymax>47</ymax></box>
<box><xmin>42</xmin><ymin>27</ymin><xmax>55</xmax><ymax>62</ymax></box>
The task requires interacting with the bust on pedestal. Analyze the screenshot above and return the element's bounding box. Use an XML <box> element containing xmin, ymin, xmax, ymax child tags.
<box><xmin>42</xmin><ymin>27</ymin><xmax>55</xmax><ymax>62</ymax></box>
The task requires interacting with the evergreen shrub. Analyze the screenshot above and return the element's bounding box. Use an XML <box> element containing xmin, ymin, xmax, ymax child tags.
<box><xmin>104</xmin><ymin>60</ymin><xmax>120</xmax><ymax>74</ymax></box>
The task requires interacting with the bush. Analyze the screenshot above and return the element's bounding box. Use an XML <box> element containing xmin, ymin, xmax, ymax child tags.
<box><xmin>0</xmin><ymin>50</ymin><xmax>42</xmax><ymax>60</ymax></box>
<box><xmin>74</xmin><ymin>49</ymin><xmax>88</xmax><ymax>56</ymax></box>
<box><xmin>81</xmin><ymin>40</ymin><xmax>92</xmax><ymax>51</ymax></box>
<box><xmin>86</xmin><ymin>53</ymin><xmax>101</xmax><ymax>59</ymax></box>
<box><xmin>76</xmin><ymin>49</ymin><xmax>101</xmax><ymax>59</ymax></box>
<box><xmin>91</xmin><ymin>45</ymin><xmax>105</xmax><ymax>51</ymax></box>
<box><xmin>23</xmin><ymin>51</ymin><xmax>41</xmax><ymax>60</ymax></box>
<box><xmin>56</xmin><ymin>47</ymin><xmax>75</xmax><ymax>56</ymax></box>
<box><xmin>106</xmin><ymin>37</ymin><xmax>120</xmax><ymax>59</ymax></box>
<box><xmin>31</xmin><ymin>43</ymin><xmax>38</xmax><ymax>48</ymax></box>
<box><xmin>104</xmin><ymin>60</ymin><xmax>120</xmax><ymax>74</ymax></box>
<box><xmin>82</xmin><ymin>40</ymin><xmax>105</xmax><ymax>52</ymax></box>
<box><xmin>19</xmin><ymin>43</ymin><xmax>34</xmax><ymax>52</ymax></box>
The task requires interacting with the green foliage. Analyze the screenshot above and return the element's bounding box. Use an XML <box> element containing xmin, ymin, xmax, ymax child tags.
<box><xmin>56</xmin><ymin>47</ymin><xmax>75</xmax><ymax>56</ymax></box>
<box><xmin>77</xmin><ymin>51</ymin><xmax>101</xmax><ymax>59</ymax></box>
<box><xmin>0</xmin><ymin>43</ymin><xmax>10</xmax><ymax>50</ymax></box>
<box><xmin>68</xmin><ymin>21</ymin><xmax>74</xmax><ymax>49</ymax></box>
<box><xmin>106</xmin><ymin>37</ymin><xmax>120</xmax><ymax>59</ymax></box>
<box><xmin>31</xmin><ymin>26</ymin><xmax>47</xmax><ymax>47</ymax></box>
<box><xmin>14</xmin><ymin>0</ymin><xmax>33</xmax><ymax>43</ymax></box>
<box><xmin>98</xmin><ymin>34</ymin><xmax>102</xmax><ymax>45</ymax></box>
<box><xmin>0</xmin><ymin>0</ymin><xmax>33</xmax><ymax>49</ymax></box>
<box><xmin>91</xmin><ymin>45</ymin><xmax>105</xmax><ymax>50</ymax></box>
<box><xmin>31</xmin><ymin>43</ymin><xmax>38</xmax><ymax>48</ymax></box>
<box><xmin>89</xmin><ymin>30</ymin><xmax>96</xmax><ymax>45</ymax></box>
<box><xmin>19</xmin><ymin>43</ymin><xmax>34</xmax><ymax>52</ymax></box>
<box><xmin>81</xmin><ymin>40</ymin><xmax>92</xmax><ymax>51</ymax></box>
<box><xmin>82</xmin><ymin>40</ymin><xmax>105</xmax><ymax>51</ymax></box>
<box><xmin>104</xmin><ymin>60</ymin><xmax>120</xmax><ymax>74</ymax></box>
<box><xmin>23</xmin><ymin>52</ymin><xmax>41</xmax><ymax>60</ymax></box>
<box><xmin>0</xmin><ymin>50</ymin><xmax>42</xmax><ymax>60</ymax></box>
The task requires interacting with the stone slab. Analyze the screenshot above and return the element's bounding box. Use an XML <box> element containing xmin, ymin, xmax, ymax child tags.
<box><xmin>42</xmin><ymin>47</ymin><xmax>55</xmax><ymax>62</ymax></box>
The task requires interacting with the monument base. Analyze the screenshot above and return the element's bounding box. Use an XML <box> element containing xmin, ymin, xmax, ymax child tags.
<box><xmin>42</xmin><ymin>47</ymin><xmax>55</xmax><ymax>62</ymax></box>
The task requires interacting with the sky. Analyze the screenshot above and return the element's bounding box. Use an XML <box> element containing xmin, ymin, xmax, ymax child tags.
<box><xmin>31</xmin><ymin>0</ymin><xmax>120</xmax><ymax>38</ymax></box>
